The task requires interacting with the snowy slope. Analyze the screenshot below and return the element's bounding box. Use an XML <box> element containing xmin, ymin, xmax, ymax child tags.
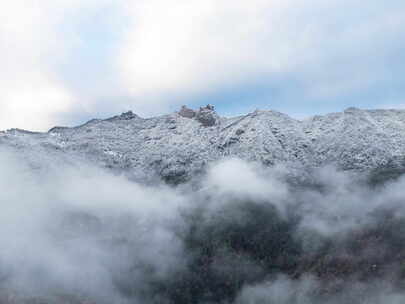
<box><xmin>2</xmin><ymin>106</ymin><xmax>405</xmax><ymax>183</ymax></box>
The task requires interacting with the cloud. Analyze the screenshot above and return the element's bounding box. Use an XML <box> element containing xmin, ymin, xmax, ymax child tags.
<box><xmin>4</xmin><ymin>150</ymin><xmax>405</xmax><ymax>302</ymax></box>
<box><xmin>203</xmin><ymin>158</ymin><xmax>288</xmax><ymax>212</ymax></box>
<box><xmin>0</xmin><ymin>0</ymin><xmax>124</xmax><ymax>131</ymax></box>
<box><xmin>116</xmin><ymin>0</ymin><xmax>298</xmax><ymax>111</ymax></box>
<box><xmin>0</xmin><ymin>1</ymin><xmax>73</xmax><ymax>131</ymax></box>
<box><xmin>0</xmin><ymin>148</ymin><xmax>187</xmax><ymax>302</ymax></box>
<box><xmin>117</xmin><ymin>0</ymin><xmax>405</xmax><ymax>114</ymax></box>
<box><xmin>1</xmin><ymin>0</ymin><xmax>405</xmax><ymax>129</ymax></box>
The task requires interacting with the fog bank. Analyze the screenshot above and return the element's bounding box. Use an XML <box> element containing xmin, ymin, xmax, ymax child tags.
<box><xmin>1</xmin><ymin>151</ymin><xmax>405</xmax><ymax>303</ymax></box>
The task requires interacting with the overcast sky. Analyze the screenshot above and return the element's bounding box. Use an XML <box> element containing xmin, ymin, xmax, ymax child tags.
<box><xmin>1</xmin><ymin>0</ymin><xmax>405</xmax><ymax>131</ymax></box>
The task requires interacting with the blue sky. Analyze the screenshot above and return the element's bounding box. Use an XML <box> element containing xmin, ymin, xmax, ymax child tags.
<box><xmin>1</xmin><ymin>0</ymin><xmax>405</xmax><ymax>130</ymax></box>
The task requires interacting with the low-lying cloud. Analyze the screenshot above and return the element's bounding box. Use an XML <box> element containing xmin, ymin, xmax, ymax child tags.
<box><xmin>2</xmin><ymin>153</ymin><xmax>405</xmax><ymax>303</ymax></box>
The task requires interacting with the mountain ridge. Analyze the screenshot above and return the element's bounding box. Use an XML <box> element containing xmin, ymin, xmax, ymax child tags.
<box><xmin>2</xmin><ymin>105</ymin><xmax>405</xmax><ymax>184</ymax></box>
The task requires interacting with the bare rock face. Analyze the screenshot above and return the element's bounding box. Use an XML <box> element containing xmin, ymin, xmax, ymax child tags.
<box><xmin>195</xmin><ymin>104</ymin><xmax>219</xmax><ymax>127</ymax></box>
<box><xmin>178</xmin><ymin>106</ymin><xmax>196</xmax><ymax>118</ymax></box>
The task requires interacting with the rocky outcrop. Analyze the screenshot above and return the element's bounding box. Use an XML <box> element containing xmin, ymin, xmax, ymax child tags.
<box><xmin>178</xmin><ymin>104</ymin><xmax>219</xmax><ymax>127</ymax></box>
<box><xmin>195</xmin><ymin>104</ymin><xmax>219</xmax><ymax>127</ymax></box>
<box><xmin>178</xmin><ymin>106</ymin><xmax>196</xmax><ymax>118</ymax></box>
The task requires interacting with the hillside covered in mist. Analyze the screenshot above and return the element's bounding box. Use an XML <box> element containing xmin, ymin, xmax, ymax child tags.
<box><xmin>2</xmin><ymin>107</ymin><xmax>405</xmax><ymax>303</ymax></box>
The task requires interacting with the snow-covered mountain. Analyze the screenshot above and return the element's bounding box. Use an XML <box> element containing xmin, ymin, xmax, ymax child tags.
<box><xmin>2</xmin><ymin>105</ymin><xmax>405</xmax><ymax>183</ymax></box>
<box><xmin>3</xmin><ymin>105</ymin><xmax>405</xmax><ymax>304</ymax></box>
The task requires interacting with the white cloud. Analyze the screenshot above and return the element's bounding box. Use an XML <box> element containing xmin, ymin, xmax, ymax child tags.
<box><xmin>0</xmin><ymin>0</ymin><xmax>123</xmax><ymax>131</ymax></box>
<box><xmin>1</xmin><ymin>0</ymin><xmax>405</xmax><ymax>130</ymax></box>
<box><xmin>3</xmin><ymin>149</ymin><xmax>405</xmax><ymax>301</ymax></box>
<box><xmin>0</xmin><ymin>148</ymin><xmax>186</xmax><ymax>301</ymax></box>
<box><xmin>117</xmin><ymin>0</ymin><xmax>405</xmax><ymax>112</ymax></box>
<box><xmin>204</xmin><ymin>158</ymin><xmax>288</xmax><ymax>211</ymax></box>
<box><xmin>0</xmin><ymin>1</ymin><xmax>75</xmax><ymax>130</ymax></box>
<box><xmin>117</xmin><ymin>0</ymin><xmax>292</xmax><ymax>101</ymax></box>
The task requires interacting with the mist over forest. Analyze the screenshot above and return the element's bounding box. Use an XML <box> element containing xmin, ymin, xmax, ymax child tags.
<box><xmin>1</xmin><ymin>149</ymin><xmax>405</xmax><ymax>304</ymax></box>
